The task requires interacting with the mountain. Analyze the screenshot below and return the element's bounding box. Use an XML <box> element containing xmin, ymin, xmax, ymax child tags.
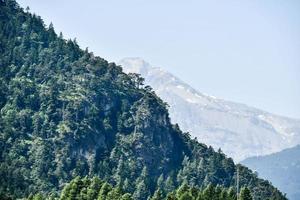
<box><xmin>0</xmin><ymin>1</ymin><xmax>286</xmax><ymax>199</ymax></box>
<box><xmin>119</xmin><ymin>58</ymin><xmax>300</xmax><ymax>162</ymax></box>
<box><xmin>242</xmin><ymin>145</ymin><xmax>300</xmax><ymax>200</ymax></box>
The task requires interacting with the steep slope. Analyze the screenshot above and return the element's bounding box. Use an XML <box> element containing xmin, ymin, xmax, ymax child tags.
<box><xmin>119</xmin><ymin>58</ymin><xmax>300</xmax><ymax>162</ymax></box>
<box><xmin>0</xmin><ymin>1</ymin><xmax>286</xmax><ymax>199</ymax></box>
<box><xmin>242</xmin><ymin>145</ymin><xmax>300</xmax><ymax>200</ymax></box>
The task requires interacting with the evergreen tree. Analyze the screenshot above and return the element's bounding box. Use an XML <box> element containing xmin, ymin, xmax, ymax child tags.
<box><xmin>202</xmin><ymin>184</ymin><xmax>215</xmax><ymax>200</ymax></box>
<box><xmin>227</xmin><ymin>187</ymin><xmax>237</xmax><ymax>200</ymax></box>
<box><xmin>113</xmin><ymin>156</ymin><xmax>125</xmax><ymax>187</ymax></box>
<box><xmin>120</xmin><ymin>193</ymin><xmax>133</xmax><ymax>200</ymax></box>
<box><xmin>133</xmin><ymin>167</ymin><xmax>150</xmax><ymax>200</ymax></box>
<box><xmin>178</xmin><ymin>192</ymin><xmax>193</xmax><ymax>200</ymax></box>
<box><xmin>214</xmin><ymin>185</ymin><xmax>222</xmax><ymax>199</ymax></box>
<box><xmin>176</xmin><ymin>183</ymin><xmax>189</xmax><ymax>198</ymax></box>
<box><xmin>189</xmin><ymin>186</ymin><xmax>199</xmax><ymax>198</ymax></box>
<box><xmin>86</xmin><ymin>177</ymin><xmax>103</xmax><ymax>200</ymax></box>
<box><xmin>165</xmin><ymin>175</ymin><xmax>175</xmax><ymax>193</ymax></box>
<box><xmin>32</xmin><ymin>193</ymin><xmax>43</xmax><ymax>200</ymax></box>
<box><xmin>150</xmin><ymin>189</ymin><xmax>164</xmax><ymax>200</ymax></box>
<box><xmin>60</xmin><ymin>176</ymin><xmax>83</xmax><ymax>200</ymax></box>
<box><xmin>219</xmin><ymin>188</ymin><xmax>228</xmax><ymax>200</ymax></box>
<box><xmin>156</xmin><ymin>174</ymin><xmax>164</xmax><ymax>191</ymax></box>
<box><xmin>239</xmin><ymin>187</ymin><xmax>252</xmax><ymax>200</ymax></box>
<box><xmin>166</xmin><ymin>192</ymin><xmax>177</xmax><ymax>200</ymax></box>
<box><xmin>106</xmin><ymin>187</ymin><xmax>123</xmax><ymax>200</ymax></box>
<box><xmin>97</xmin><ymin>182</ymin><xmax>112</xmax><ymax>200</ymax></box>
<box><xmin>133</xmin><ymin>179</ymin><xmax>150</xmax><ymax>200</ymax></box>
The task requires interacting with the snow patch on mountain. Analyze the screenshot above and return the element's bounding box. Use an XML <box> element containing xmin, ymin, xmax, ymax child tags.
<box><xmin>118</xmin><ymin>57</ymin><xmax>300</xmax><ymax>161</ymax></box>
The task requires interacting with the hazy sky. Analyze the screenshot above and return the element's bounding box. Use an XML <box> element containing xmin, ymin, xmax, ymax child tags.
<box><xmin>18</xmin><ymin>0</ymin><xmax>300</xmax><ymax>119</ymax></box>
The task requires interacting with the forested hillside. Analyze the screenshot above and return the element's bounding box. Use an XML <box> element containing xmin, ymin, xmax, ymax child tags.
<box><xmin>0</xmin><ymin>0</ymin><xmax>286</xmax><ymax>199</ymax></box>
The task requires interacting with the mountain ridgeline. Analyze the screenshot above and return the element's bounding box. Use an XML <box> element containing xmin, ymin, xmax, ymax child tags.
<box><xmin>0</xmin><ymin>1</ymin><xmax>286</xmax><ymax>199</ymax></box>
<box><xmin>242</xmin><ymin>145</ymin><xmax>300</xmax><ymax>200</ymax></box>
<box><xmin>119</xmin><ymin>58</ymin><xmax>300</xmax><ymax>162</ymax></box>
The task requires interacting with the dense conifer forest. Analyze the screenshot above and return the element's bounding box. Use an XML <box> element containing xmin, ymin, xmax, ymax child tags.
<box><xmin>28</xmin><ymin>176</ymin><xmax>253</xmax><ymax>200</ymax></box>
<box><xmin>0</xmin><ymin>0</ymin><xmax>287</xmax><ymax>199</ymax></box>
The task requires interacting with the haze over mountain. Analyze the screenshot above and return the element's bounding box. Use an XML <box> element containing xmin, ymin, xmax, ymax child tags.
<box><xmin>119</xmin><ymin>57</ymin><xmax>300</xmax><ymax>162</ymax></box>
<box><xmin>242</xmin><ymin>145</ymin><xmax>300</xmax><ymax>200</ymax></box>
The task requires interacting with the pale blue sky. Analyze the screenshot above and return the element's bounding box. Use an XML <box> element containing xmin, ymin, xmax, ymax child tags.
<box><xmin>18</xmin><ymin>0</ymin><xmax>300</xmax><ymax>119</ymax></box>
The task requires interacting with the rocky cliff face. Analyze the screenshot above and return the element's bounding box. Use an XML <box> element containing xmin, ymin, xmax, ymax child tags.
<box><xmin>119</xmin><ymin>57</ymin><xmax>300</xmax><ymax>162</ymax></box>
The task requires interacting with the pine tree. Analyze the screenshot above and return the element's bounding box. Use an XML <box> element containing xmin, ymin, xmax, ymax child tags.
<box><xmin>120</xmin><ymin>193</ymin><xmax>133</xmax><ymax>200</ymax></box>
<box><xmin>178</xmin><ymin>192</ymin><xmax>193</xmax><ymax>200</ymax></box>
<box><xmin>133</xmin><ymin>179</ymin><xmax>150</xmax><ymax>200</ymax></box>
<box><xmin>165</xmin><ymin>175</ymin><xmax>175</xmax><ymax>193</ymax></box>
<box><xmin>156</xmin><ymin>174</ymin><xmax>164</xmax><ymax>191</ymax></box>
<box><xmin>166</xmin><ymin>192</ymin><xmax>177</xmax><ymax>200</ymax></box>
<box><xmin>219</xmin><ymin>188</ymin><xmax>228</xmax><ymax>200</ymax></box>
<box><xmin>106</xmin><ymin>187</ymin><xmax>123</xmax><ymax>200</ymax></box>
<box><xmin>150</xmin><ymin>189</ymin><xmax>164</xmax><ymax>200</ymax></box>
<box><xmin>122</xmin><ymin>178</ymin><xmax>132</xmax><ymax>193</ymax></box>
<box><xmin>97</xmin><ymin>182</ymin><xmax>112</xmax><ymax>200</ymax></box>
<box><xmin>60</xmin><ymin>176</ymin><xmax>83</xmax><ymax>200</ymax></box>
<box><xmin>239</xmin><ymin>187</ymin><xmax>252</xmax><ymax>200</ymax></box>
<box><xmin>214</xmin><ymin>185</ymin><xmax>222</xmax><ymax>199</ymax></box>
<box><xmin>189</xmin><ymin>186</ymin><xmax>199</xmax><ymax>198</ymax></box>
<box><xmin>133</xmin><ymin>167</ymin><xmax>150</xmax><ymax>200</ymax></box>
<box><xmin>114</xmin><ymin>156</ymin><xmax>125</xmax><ymax>187</ymax></box>
<box><xmin>86</xmin><ymin>177</ymin><xmax>102</xmax><ymax>200</ymax></box>
<box><xmin>176</xmin><ymin>183</ymin><xmax>189</xmax><ymax>198</ymax></box>
<box><xmin>227</xmin><ymin>187</ymin><xmax>236</xmax><ymax>200</ymax></box>
<box><xmin>202</xmin><ymin>184</ymin><xmax>215</xmax><ymax>200</ymax></box>
<box><xmin>32</xmin><ymin>193</ymin><xmax>43</xmax><ymax>200</ymax></box>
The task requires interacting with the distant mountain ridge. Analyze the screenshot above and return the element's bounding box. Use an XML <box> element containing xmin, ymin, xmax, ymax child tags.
<box><xmin>242</xmin><ymin>145</ymin><xmax>300</xmax><ymax>200</ymax></box>
<box><xmin>119</xmin><ymin>57</ymin><xmax>300</xmax><ymax>161</ymax></box>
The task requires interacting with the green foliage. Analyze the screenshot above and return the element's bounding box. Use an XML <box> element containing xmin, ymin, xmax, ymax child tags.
<box><xmin>56</xmin><ymin>177</ymin><xmax>132</xmax><ymax>200</ymax></box>
<box><xmin>168</xmin><ymin>184</ymin><xmax>250</xmax><ymax>200</ymax></box>
<box><xmin>150</xmin><ymin>189</ymin><xmax>164</xmax><ymax>200</ymax></box>
<box><xmin>227</xmin><ymin>187</ymin><xmax>237</xmax><ymax>200</ymax></box>
<box><xmin>239</xmin><ymin>187</ymin><xmax>252</xmax><ymax>200</ymax></box>
<box><xmin>178</xmin><ymin>192</ymin><xmax>193</xmax><ymax>200</ymax></box>
<box><xmin>0</xmin><ymin>1</ymin><xmax>286</xmax><ymax>200</ymax></box>
<box><xmin>97</xmin><ymin>182</ymin><xmax>112</xmax><ymax>200</ymax></box>
<box><xmin>29</xmin><ymin>177</ymin><xmax>253</xmax><ymax>200</ymax></box>
<box><xmin>202</xmin><ymin>184</ymin><xmax>215</xmax><ymax>200</ymax></box>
